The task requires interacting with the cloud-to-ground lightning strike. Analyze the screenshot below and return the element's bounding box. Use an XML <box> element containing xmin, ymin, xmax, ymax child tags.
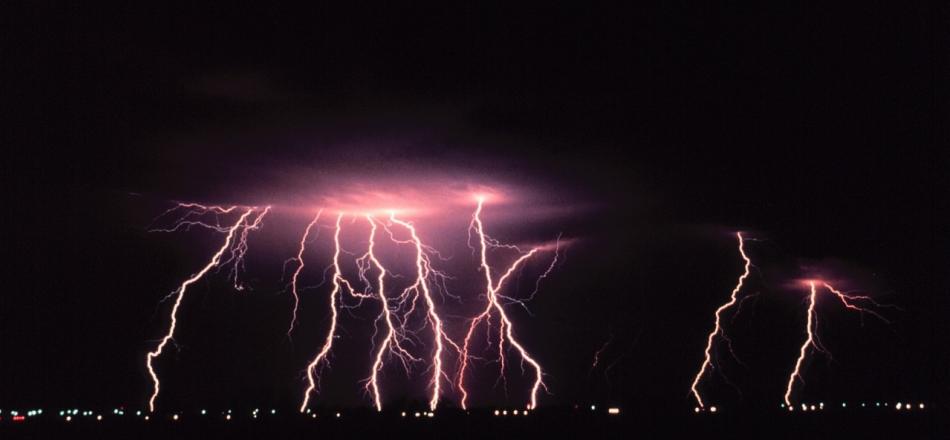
<box><xmin>690</xmin><ymin>232</ymin><xmax>752</xmax><ymax>409</ymax></box>
<box><xmin>147</xmin><ymin>197</ymin><xmax>562</xmax><ymax>412</ymax></box>
<box><xmin>457</xmin><ymin>197</ymin><xmax>556</xmax><ymax>410</ymax></box>
<box><xmin>362</xmin><ymin>215</ymin><xmax>420</xmax><ymax>411</ymax></box>
<box><xmin>300</xmin><ymin>214</ymin><xmax>346</xmax><ymax>412</ymax></box>
<box><xmin>286</xmin><ymin>210</ymin><xmax>323</xmax><ymax>337</ymax></box>
<box><xmin>146</xmin><ymin>204</ymin><xmax>271</xmax><ymax>412</ymax></box>
<box><xmin>783</xmin><ymin>281</ymin><xmax>890</xmax><ymax>407</ymax></box>
<box><xmin>388</xmin><ymin>213</ymin><xmax>461</xmax><ymax>412</ymax></box>
<box><xmin>300</xmin><ymin>212</ymin><xmax>461</xmax><ymax>412</ymax></box>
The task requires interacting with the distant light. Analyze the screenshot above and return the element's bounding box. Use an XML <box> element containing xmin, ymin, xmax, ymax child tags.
<box><xmin>401</xmin><ymin>412</ymin><xmax>406</xmax><ymax>417</ymax></box>
<box><xmin>502</xmin><ymin>410</ymin><xmax>508</xmax><ymax>416</ymax></box>
<box><xmin>335</xmin><ymin>412</ymin><xmax>341</xmax><ymax>418</ymax></box>
<box><xmin>59</xmin><ymin>411</ymin><xmax>65</xmax><ymax>416</ymax></box>
<box><xmin>896</xmin><ymin>403</ymin><xmax>902</xmax><ymax>410</ymax></box>
<box><xmin>523</xmin><ymin>410</ymin><xmax>529</xmax><ymax>416</ymax></box>
<box><xmin>136</xmin><ymin>411</ymin><xmax>142</xmax><ymax>416</ymax></box>
<box><xmin>841</xmin><ymin>402</ymin><xmax>847</xmax><ymax>408</ymax></box>
<box><xmin>97</xmin><ymin>415</ymin><xmax>103</xmax><ymax>421</ymax></box>
<box><xmin>876</xmin><ymin>402</ymin><xmax>881</xmax><ymax>407</ymax></box>
<box><xmin>311</xmin><ymin>414</ymin><xmax>317</xmax><ymax>419</ymax></box>
<box><xmin>810</xmin><ymin>405</ymin><xmax>816</xmax><ymax>411</ymax></box>
<box><xmin>201</xmin><ymin>409</ymin><xmax>206</xmax><ymax>415</ymax></box>
<box><xmin>904</xmin><ymin>402</ymin><xmax>911</xmax><ymax>410</ymax></box>
<box><xmin>37</xmin><ymin>409</ymin><xmax>43</xmax><ymax>415</ymax></box>
<box><xmin>494</xmin><ymin>410</ymin><xmax>500</xmax><ymax>416</ymax></box>
<box><xmin>414</xmin><ymin>412</ymin><xmax>420</xmax><ymax>418</ymax></box>
<box><xmin>709</xmin><ymin>406</ymin><xmax>717</xmax><ymax>413</ymax></box>
<box><xmin>694</xmin><ymin>407</ymin><xmax>701</xmax><ymax>413</ymax></box>
<box><xmin>144</xmin><ymin>415</ymin><xmax>150</xmax><ymax>421</ymax></box>
<box><xmin>271</xmin><ymin>409</ymin><xmax>276</xmax><ymax>415</ymax></box>
<box><xmin>173</xmin><ymin>414</ymin><xmax>179</xmax><ymax>421</ymax></box>
<box><xmin>513</xmin><ymin>410</ymin><xmax>519</xmax><ymax>415</ymax></box>
<box><xmin>861</xmin><ymin>403</ymin><xmax>866</xmax><ymax>408</ymax></box>
<box><xmin>919</xmin><ymin>403</ymin><xmax>925</xmax><ymax>410</ymax></box>
<box><xmin>780</xmin><ymin>403</ymin><xmax>785</xmax><ymax>408</ymax></box>
<box><xmin>427</xmin><ymin>412</ymin><xmax>434</xmax><ymax>418</ymax></box>
<box><xmin>608</xmin><ymin>408</ymin><xmax>620</xmax><ymax>415</ymax></box>
<box><xmin>801</xmin><ymin>404</ymin><xmax>808</xmax><ymax>411</ymax></box>
<box><xmin>225</xmin><ymin>414</ymin><xmax>231</xmax><ymax>420</ymax></box>
<box><xmin>788</xmin><ymin>406</ymin><xmax>794</xmax><ymax>412</ymax></box>
<box><xmin>590</xmin><ymin>405</ymin><xmax>596</xmax><ymax>411</ymax></box>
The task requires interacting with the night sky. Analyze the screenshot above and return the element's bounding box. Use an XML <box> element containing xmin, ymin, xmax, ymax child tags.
<box><xmin>4</xmin><ymin>3</ymin><xmax>947</xmax><ymax>415</ymax></box>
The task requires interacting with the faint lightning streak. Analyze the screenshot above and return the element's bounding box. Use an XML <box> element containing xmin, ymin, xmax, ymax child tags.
<box><xmin>286</xmin><ymin>210</ymin><xmax>323</xmax><ymax>337</ymax></box>
<box><xmin>689</xmin><ymin>231</ymin><xmax>752</xmax><ymax>409</ymax></box>
<box><xmin>823</xmin><ymin>283</ymin><xmax>891</xmax><ymax>324</ymax></box>
<box><xmin>146</xmin><ymin>207</ymin><xmax>256</xmax><ymax>412</ymax></box>
<box><xmin>590</xmin><ymin>334</ymin><xmax>613</xmax><ymax>372</ymax></box>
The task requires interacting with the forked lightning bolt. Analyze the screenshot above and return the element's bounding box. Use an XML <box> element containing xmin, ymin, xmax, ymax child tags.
<box><xmin>362</xmin><ymin>215</ymin><xmax>421</xmax><ymax>411</ymax></box>
<box><xmin>387</xmin><ymin>213</ymin><xmax>461</xmax><ymax>411</ymax></box>
<box><xmin>690</xmin><ymin>232</ymin><xmax>752</xmax><ymax>409</ymax></box>
<box><xmin>286</xmin><ymin>210</ymin><xmax>323</xmax><ymax>337</ymax></box>
<box><xmin>783</xmin><ymin>281</ymin><xmax>890</xmax><ymax>406</ymax></box>
<box><xmin>300</xmin><ymin>214</ymin><xmax>346</xmax><ymax>412</ymax></box>
<box><xmin>146</xmin><ymin>198</ymin><xmax>561</xmax><ymax>413</ymax></box>
<box><xmin>457</xmin><ymin>197</ymin><xmax>557</xmax><ymax>410</ymax></box>
<box><xmin>300</xmin><ymin>212</ymin><xmax>462</xmax><ymax>412</ymax></box>
<box><xmin>146</xmin><ymin>204</ymin><xmax>271</xmax><ymax>412</ymax></box>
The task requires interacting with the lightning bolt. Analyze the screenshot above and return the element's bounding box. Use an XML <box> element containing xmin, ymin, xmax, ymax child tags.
<box><xmin>149</xmin><ymin>197</ymin><xmax>561</xmax><ymax>413</ymax></box>
<box><xmin>783</xmin><ymin>281</ymin><xmax>821</xmax><ymax>407</ymax></box>
<box><xmin>783</xmin><ymin>281</ymin><xmax>890</xmax><ymax>406</ymax></box>
<box><xmin>689</xmin><ymin>232</ymin><xmax>752</xmax><ymax>409</ymax></box>
<box><xmin>388</xmin><ymin>212</ymin><xmax>461</xmax><ymax>412</ymax></box>
<box><xmin>145</xmin><ymin>204</ymin><xmax>271</xmax><ymax>412</ymax></box>
<box><xmin>300</xmin><ymin>213</ymin><xmax>346</xmax><ymax>412</ymax></box>
<box><xmin>457</xmin><ymin>197</ymin><xmax>555</xmax><ymax>410</ymax></box>
<box><xmin>362</xmin><ymin>215</ymin><xmax>421</xmax><ymax>411</ymax></box>
<box><xmin>286</xmin><ymin>210</ymin><xmax>323</xmax><ymax>337</ymax></box>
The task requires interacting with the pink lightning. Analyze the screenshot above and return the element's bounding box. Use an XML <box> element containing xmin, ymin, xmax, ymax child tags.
<box><xmin>300</xmin><ymin>213</ymin><xmax>345</xmax><ymax>412</ymax></box>
<box><xmin>146</xmin><ymin>204</ymin><xmax>270</xmax><ymax>412</ymax></box>
<box><xmin>286</xmin><ymin>210</ymin><xmax>323</xmax><ymax>337</ymax></box>
<box><xmin>783</xmin><ymin>280</ymin><xmax>890</xmax><ymax>406</ymax></box>
<box><xmin>689</xmin><ymin>232</ymin><xmax>752</xmax><ymax>409</ymax></box>
<box><xmin>783</xmin><ymin>281</ymin><xmax>821</xmax><ymax>407</ymax></box>
<box><xmin>457</xmin><ymin>197</ymin><xmax>555</xmax><ymax>410</ymax></box>
<box><xmin>362</xmin><ymin>215</ymin><xmax>420</xmax><ymax>411</ymax></box>
<box><xmin>147</xmin><ymin>196</ymin><xmax>562</xmax><ymax>412</ymax></box>
<box><xmin>388</xmin><ymin>212</ymin><xmax>461</xmax><ymax>411</ymax></box>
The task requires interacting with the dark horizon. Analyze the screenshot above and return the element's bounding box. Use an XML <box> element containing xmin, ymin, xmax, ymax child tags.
<box><xmin>4</xmin><ymin>2</ymin><xmax>947</xmax><ymax>429</ymax></box>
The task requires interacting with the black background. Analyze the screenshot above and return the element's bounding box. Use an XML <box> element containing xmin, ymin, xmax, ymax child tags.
<box><xmin>3</xmin><ymin>1</ymin><xmax>947</xmax><ymax>428</ymax></box>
